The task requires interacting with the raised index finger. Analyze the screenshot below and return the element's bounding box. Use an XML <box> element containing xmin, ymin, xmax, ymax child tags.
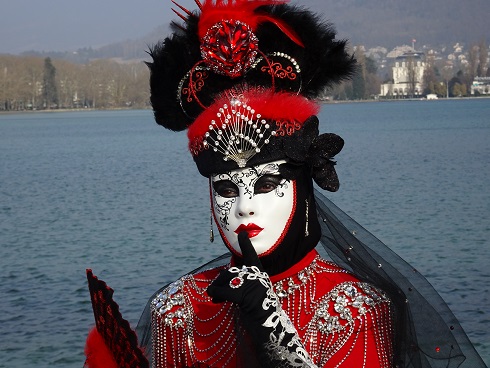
<box><xmin>237</xmin><ymin>231</ymin><xmax>262</xmax><ymax>269</ymax></box>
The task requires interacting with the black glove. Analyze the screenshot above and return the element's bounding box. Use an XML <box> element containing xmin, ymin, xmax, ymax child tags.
<box><xmin>207</xmin><ymin>232</ymin><xmax>317</xmax><ymax>367</ymax></box>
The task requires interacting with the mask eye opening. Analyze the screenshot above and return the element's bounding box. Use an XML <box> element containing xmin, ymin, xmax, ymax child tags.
<box><xmin>213</xmin><ymin>179</ymin><xmax>239</xmax><ymax>198</ymax></box>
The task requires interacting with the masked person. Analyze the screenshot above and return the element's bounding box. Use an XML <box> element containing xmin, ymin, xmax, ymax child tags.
<box><xmin>84</xmin><ymin>1</ymin><xmax>488</xmax><ymax>367</ymax></box>
<box><xmin>146</xmin><ymin>150</ymin><xmax>394</xmax><ymax>367</ymax></box>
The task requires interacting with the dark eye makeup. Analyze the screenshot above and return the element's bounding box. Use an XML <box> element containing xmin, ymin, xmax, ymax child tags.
<box><xmin>213</xmin><ymin>174</ymin><xmax>284</xmax><ymax>198</ymax></box>
<box><xmin>254</xmin><ymin>175</ymin><xmax>283</xmax><ymax>194</ymax></box>
<box><xmin>213</xmin><ymin>180</ymin><xmax>239</xmax><ymax>198</ymax></box>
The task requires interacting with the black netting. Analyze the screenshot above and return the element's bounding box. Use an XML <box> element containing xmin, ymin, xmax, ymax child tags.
<box><xmin>314</xmin><ymin>189</ymin><xmax>486</xmax><ymax>368</ymax></box>
<box><xmin>135</xmin><ymin>191</ymin><xmax>487</xmax><ymax>368</ymax></box>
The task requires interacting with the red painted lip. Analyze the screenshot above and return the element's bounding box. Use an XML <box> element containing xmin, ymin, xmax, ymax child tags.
<box><xmin>234</xmin><ymin>223</ymin><xmax>263</xmax><ymax>238</ymax></box>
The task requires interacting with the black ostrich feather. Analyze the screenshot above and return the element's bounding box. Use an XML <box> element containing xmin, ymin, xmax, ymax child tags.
<box><xmin>146</xmin><ymin>16</ymin><xmax>201</xmax><ymax>131</ymax></box>
<box><xmin>146</xmin><ymin>3</ymin><xmax>356</xmax><ymax>132</ymax></box>
<box><xmin>256</xmin><ymin>4</ymin><xmax>357</xmax><ymax>98</ymax></box>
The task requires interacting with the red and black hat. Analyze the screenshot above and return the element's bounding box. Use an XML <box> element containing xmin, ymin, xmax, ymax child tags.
<box><xmin>147</xmin><ymin>0</ymin><xmax>356</xmax><ymax>191</ymax></box>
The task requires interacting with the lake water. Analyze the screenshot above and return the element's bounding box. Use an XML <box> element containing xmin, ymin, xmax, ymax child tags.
<box><xmin>1</xmin><ymin>99</ymin><xmax>489</xmax><ymax>367</ymax></box>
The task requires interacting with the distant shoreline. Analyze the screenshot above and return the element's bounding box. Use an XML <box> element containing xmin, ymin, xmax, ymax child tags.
<box><xmin>0</xmin><ymin>107</ymin><xmax>142</xmax><ymax>115</ymax></box>
<box><xmin>324</xmin><ymin>95</ymin><xmax>490</xmax><ymax>104</ymax></box>
<box><xmin>1</xmin><ymin>96</ymin><xmax>489</xmax><ymax>115</ymax></box>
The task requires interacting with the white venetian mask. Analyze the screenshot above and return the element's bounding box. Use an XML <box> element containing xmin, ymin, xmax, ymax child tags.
<box><xmin>210</xmin><ymin>159</ymin><xmax>296</xmax><ymax>256</ymax></box>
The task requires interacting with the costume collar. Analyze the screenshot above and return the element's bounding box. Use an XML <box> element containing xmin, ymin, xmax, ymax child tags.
<box><xmin>269</xmin><ymin>249</ymin><xmax>317</xmax><ymax>283</ymax></box>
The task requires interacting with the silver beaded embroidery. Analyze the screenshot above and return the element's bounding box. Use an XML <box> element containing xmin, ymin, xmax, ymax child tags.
<box><xmin>151</xmin><ymin>257</ymin><xmax>393</xmax><ymax>367</ymax></box>
<box><xmin>202</xmin><ymin>100</ymin><xmax>277</xmax><ymax>167</ymax></box>
<box><xmin>250</xmin><ymin>52</ymin><xmax>302</xmax><ymax>74</ymax></box>
<box><xmin>314</xmin><ymin>282</ymin><xmax>389</xmax><ymax>336</ymax></box>
<box><xmin>151</xmin><ymin>279</ymin><xmax>187</xmax><ymax>329</ymax></box>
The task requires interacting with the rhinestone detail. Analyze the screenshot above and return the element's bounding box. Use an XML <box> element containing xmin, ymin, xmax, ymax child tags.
<box><xmin>202</xmin><ymin>100</ymin><xmax>276</xmax><ymax>167</ymax></box>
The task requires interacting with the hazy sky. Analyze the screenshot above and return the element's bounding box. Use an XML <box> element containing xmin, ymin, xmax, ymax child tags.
<box><xmin>0</xmin><ymin>0</ymin><xmax>203</xmax><ymax>54</ymax></box>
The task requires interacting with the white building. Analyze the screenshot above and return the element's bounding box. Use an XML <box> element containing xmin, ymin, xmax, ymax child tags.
<box><xmin>471</xmin><ymin>77</ymin><xmax>490</xmax><ymax>95</ymax></box>
<box><xmin>380</xmin><ymin>52</ymin><xmax>426</xmax><ymax>98</ymax></box>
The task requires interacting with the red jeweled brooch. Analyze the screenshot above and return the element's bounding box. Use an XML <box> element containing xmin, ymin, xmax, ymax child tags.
<box><xmin>201</xmin><ymin>19</ymin><xmax>259</xmax><ymax>78</ymax></box>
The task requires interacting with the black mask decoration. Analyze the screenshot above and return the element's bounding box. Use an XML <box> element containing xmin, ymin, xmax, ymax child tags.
<box><xmin>231</xmin><ymin>166</ymin><xmax>320</xmax><ymax>276</ymax></box>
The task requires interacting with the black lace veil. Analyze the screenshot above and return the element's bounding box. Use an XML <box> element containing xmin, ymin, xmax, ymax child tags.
<box><xmin>313</xmin><ymin>189</ymin><xmax>486</xmax><ymax>368</ymax></box>
<box><xmin>136</xmin><ymin>190</ymin><xmax>487</xmax><ymax>368</ymax></box>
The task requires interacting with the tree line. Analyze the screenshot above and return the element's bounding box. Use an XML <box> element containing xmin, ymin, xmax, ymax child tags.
<box><xmin>1</xmin><ymin>52</ymin><xmax>374</xmax><ymax>110</ymax></box>
<box><xmin>423</xmin><ymin>40</ymin><xmax>489</xmax><ymax>98</ymax></box>
<box><xmin>330</xmin><ymin>46</ymin><xmax>381</xmax><ymax>100</ymax></box>
<box><xmin>1</xmin><ymin>40</ymin><xmax>489</xmax><ymax>111</ymax></box>
<box><xmin>0</xmin><ymin>55</ymin><xmax>150</xmax><ymax>111</ymax></box>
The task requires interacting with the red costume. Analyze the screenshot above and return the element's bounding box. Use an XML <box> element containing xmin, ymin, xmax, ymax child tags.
<box><xmin>152</xmin><ymin>251</ymin><xmax>393</xmax><ymax>367</ymax></box>
<box><xmin>84</xmin><ymin>0</ymin><xmax>489</xmax><ymax>367</ymax></box>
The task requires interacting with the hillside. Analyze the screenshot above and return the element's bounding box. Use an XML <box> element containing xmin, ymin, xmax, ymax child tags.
<box><xmin>20</xmin><ymin>0</ymin><xmax>490</xmax><ymax>62</ymax></box>
<box><xmin>313</xmin><ymin>0</ymin><xmax>490</xmax><ymax>47</ymax></box>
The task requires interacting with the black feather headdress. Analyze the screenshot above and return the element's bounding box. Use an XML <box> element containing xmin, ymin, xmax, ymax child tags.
<box><xmin>147</xmin><ymin>0</ymin><xmax>355</xmax><ymax>131</ymax></box>
<box><xmin>147</xmin><ymin>0</ymin><xmax>356</xmax><ymax>190</ymax></box>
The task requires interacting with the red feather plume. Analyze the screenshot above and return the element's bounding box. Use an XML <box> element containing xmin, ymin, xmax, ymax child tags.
<box><xmin>197</xmin><ymin>0</ymin><xmax>303</xmax><ymax>46</ymax></box>
<box><xmin>187</xmin><ymin>88</ymin><xmax>319</xmax><ymax>144</ymax></box>
<box><xmin>84</xmin><ymin>327</ymin><xmax>118</xmax><ymax>368</ymax></box>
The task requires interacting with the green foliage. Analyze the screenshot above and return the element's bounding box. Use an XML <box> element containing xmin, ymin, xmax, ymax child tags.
<box><xmin>365</xmin><ymin>57</ymin><xmax>378</xmax><ymax>75</ymax></box>
<box><xmin>344</xmin><ymin>48</ymin><xmax>379</xmax><ymax>100</ymax></box>
<box><xmin>451</xmin><ymin>82</ymin><xmax>467</xmax><ymax>97</ymax></box>
<box><xmin>351</xmin><ymin>69</ymin><xmax>366</xmax><ymax>100</ymax></box>
<box><xmin>42</xmin><ymin>57</ymin><xmax>58</xmax><ymax>108</ymax></box>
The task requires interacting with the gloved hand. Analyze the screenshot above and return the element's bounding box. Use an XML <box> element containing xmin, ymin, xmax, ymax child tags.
<box><xmin>207</xmin><ymin>232</ymin><xmax>317</xmax><ymax>367</ymax></box>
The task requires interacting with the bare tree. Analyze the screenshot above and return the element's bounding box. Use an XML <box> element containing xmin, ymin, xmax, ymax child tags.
<box><xmin>477</xmin><ymin>39</ymin><xmax>488</xmax><ymax>77</ymax></box>
<box><xmin>467</xmin><ymin>43</ymin><xmax>479</xmax><ymax>82</ymax></box>
<box><xmin>24</xmin><ymin>57</ymin><xmax>43</xmax><ymax>109</ymax></box>
<box><xmin>423</xmin><ymin>52</ymin><xmax>437</xmax><ymax>94</ymax></box>
<box><xmin>406</xmin><ymin>55</ymin><xmax>417</xmax><ymax>97</ymax></box>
